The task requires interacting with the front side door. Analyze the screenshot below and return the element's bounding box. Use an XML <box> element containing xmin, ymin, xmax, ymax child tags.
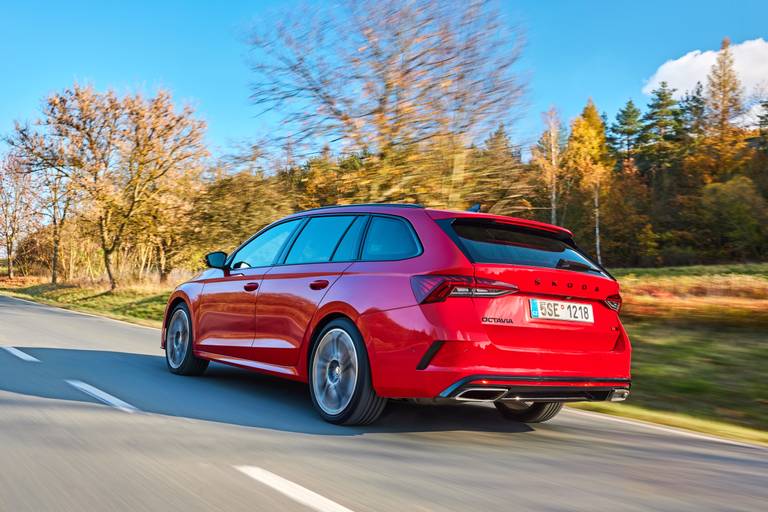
<box><xmin>196</xmin><ymin>218</ymin><xmax>303</xmax><ymax>359</ymax></box>
<box><xmin>252</xmin><ymin>215</ymin><xmax>366</xmax><ymax>367</ymax></box>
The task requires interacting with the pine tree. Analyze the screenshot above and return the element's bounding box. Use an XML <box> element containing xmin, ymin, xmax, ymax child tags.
<box><xmin>757</xmin><ymin>99</ymin><xmax>768</xmax><ymax>154</ymax></box>
<box><xmin>706</xmin><ymin>37</ymin><xmax>745</xmax><ymax>178</ymax></box>
<box><xmin>609</xmin><ymin>99</ymin><xmax>642</xmax><ymax>165</ymax></box>
<box><xmin>638</xmin><ymin>82</ymin><xmax>682</xmax><ymax>210</ymax></box>
<box><xmin>677</xmin><ymin>82</ymin><xmax>710</xmax><ymax>198</ymax></box>
<box><xmin>680</xmin><ymin>82</ymin><xmax>707</xmax><ymax>142</ymax></box>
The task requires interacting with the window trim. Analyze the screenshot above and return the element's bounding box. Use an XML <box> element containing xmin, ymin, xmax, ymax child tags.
<box><xmin>225</xmin><ymin>217</ymin><xmax>306</xmax><ymax>270</ymax></box>
<box><xmin>358</xmin><ymin>214</ymin><xmax>423</xmax><ymax>262</ymax></box>
<box><xmin>226</xmin><ymin>212</ymin><xmax>423</xmax><ymax>270</ymax></box>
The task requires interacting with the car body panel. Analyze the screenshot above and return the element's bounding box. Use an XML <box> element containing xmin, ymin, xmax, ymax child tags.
<box><xmin>253</xmin><ymin>262</ymin><xmax>353</xmax><ymax>366</ymax></box>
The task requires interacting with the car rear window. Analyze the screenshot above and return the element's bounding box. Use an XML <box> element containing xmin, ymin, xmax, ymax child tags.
<box><xmin>285</xmin><ymin>215</ymin><xmax>356</xmax><ymax>264</ymax></box>
<box><xmin>445</xmin><ymin>219</ymin><xmax>605</xmax><ymax>275</ymax></box>
<box><xmin>361</xmin><ymin>216</ymin><xmax>421</xmax><ymax>261</ymax></box>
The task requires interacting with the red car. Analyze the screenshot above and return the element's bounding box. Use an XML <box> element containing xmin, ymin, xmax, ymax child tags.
<box><xmin>162</xmin><ymin>204</ymin><xmax>631</xmax><ymax>425</ymax></box>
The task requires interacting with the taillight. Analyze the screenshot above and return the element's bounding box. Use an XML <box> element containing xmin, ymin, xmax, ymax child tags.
<box><xmin>410</xmin><ymin>275</ymin><xmax>518</xmax><ymax>304</ymax></box>
<box><xmin>605</xmin><ymin>294</ymin><xmax>622</xmax><ymax>312</ymax></box>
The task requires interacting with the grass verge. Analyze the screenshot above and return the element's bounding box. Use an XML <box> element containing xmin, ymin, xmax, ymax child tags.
<box><xmin>0</xmin><ymin>280</ymin><xmax>168</xmax><ymax>328</ymax></box>
<box><xmin>568</xmin><ymin>403</ymin><xmax>768</xmax><ymax>446</ymax></box>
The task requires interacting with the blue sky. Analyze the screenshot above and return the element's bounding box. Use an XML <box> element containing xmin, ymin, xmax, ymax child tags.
<box><xmin>1</xmin><ymin>1</ymin><xmax>766</xmax><ymax>157</ymax></box>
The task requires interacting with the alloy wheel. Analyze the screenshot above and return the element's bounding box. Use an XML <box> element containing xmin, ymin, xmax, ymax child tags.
<box><xmin>312</xmin><ymin>328</ymin><xmax>359</xmax><ymax>415</ymax></box>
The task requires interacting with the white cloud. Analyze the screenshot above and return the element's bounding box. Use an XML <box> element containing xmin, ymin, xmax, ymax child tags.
<box><xmin>643</xmin><ymin>38</ymin><xmax>768</xmax><ymax>99</ymax></box>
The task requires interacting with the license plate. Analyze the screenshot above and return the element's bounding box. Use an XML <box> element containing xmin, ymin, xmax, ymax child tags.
<box><xmin>529</xmin><ymin>298</ymin><xmax>594</xmax><ymax>323</ymax></box>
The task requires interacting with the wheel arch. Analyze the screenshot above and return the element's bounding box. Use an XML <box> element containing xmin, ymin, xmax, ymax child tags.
<box><xmin>298</xmin><ymin>300</ymin><xmax>368</xmax><ymax>381</ymax></box>
<box><xmin>303</xmin><ymin>312</ymin><xmax>353</xmax><ymax>373</ymax></box>
<box><xmin>161</xmin><ymin>291</ymin><xmax>194</xmax><ymax>349</ymax></box>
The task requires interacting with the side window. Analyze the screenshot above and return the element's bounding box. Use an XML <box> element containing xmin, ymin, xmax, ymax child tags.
<box><xmin>231</xmin><ymin>219</ymin><xmax>301</xmax><ymax>269</ymax></box>
<box><xmin>331</xmin><ymin>216</ymin><xmax>367</xmax><ymax>261</ymax></box>
<box><xmin>285</xmin><ymin>216</ymin><xmax>356</xmax><ymax>264</ymax></box>
<box><xmin>361</xmin><ymin>216</ymin><xmax>421</xmax><ymax>261</ymax></box>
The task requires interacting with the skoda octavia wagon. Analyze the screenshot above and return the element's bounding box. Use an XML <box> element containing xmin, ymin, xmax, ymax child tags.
<box><xmin>162</xmin><ymin>204</ymin><xmax>631</xmax><ymax>425</ymax></box>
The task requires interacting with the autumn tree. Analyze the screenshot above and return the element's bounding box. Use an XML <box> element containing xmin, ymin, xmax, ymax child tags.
<box><xmin>530</xmin><ymin>108</ymin><xmax>568</xmax><ymax>224</ymax></box>
<box><xmin>191</xmin><ymin>170</ymin><xmax>293</xmax><ymax>254</ymax></box>
<box><xmin>7</xmin><ymin>119</ymin><xmax>76</xmax><ymax>284</ymax></box>
<box><xmin>10</xmin><ymin>85</ymin><xmax>207</xmax><ymax>289</ymax></box>
<box><xmin>0</xmin><ymin>155</ymin><xmax>39</xmax><ymax>278</ymax></box>
<box><xmin>705</xmin><ymin>37</ymin><xmax>745</xmax><ymax>178</ymax></box>
<box><xmin>696</xmin><ymin>176</ymin><xmax>767</xmax><ymax>260</ymax></box>
<box><xmin>601</xmin><ymin>161</ymin><xmax>657</xmax><ymax>267</ymax></box>
<box><xmin>461</xmin><ymin>125</ymin><xmax>529</xmax><ymax>215</ymax></box>
<box><xmin>247</xmin><ymin>0</ymin><xmax>525</xmax><ymax>207</ymax></box>
<box><xmin>564</xmin><ymin>101</ymin><xmax>612</xmax><ymax>263</ymax></box>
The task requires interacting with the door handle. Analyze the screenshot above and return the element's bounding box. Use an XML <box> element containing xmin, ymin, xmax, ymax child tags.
<box><xmin>309</xmin><ymin>279</ymin><xmax>329</xmax><ymax>290</ymax></box>
<box><xmin>243</xmin><ymin>282</ymin><xmax>259</xmax><ymax>292</ymax></box>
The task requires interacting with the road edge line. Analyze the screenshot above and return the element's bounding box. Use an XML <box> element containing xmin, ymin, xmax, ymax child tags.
<box><xmin>564</xmin><ymin>407</ymin><xmax>766</xmax><ymax>450</ymax></box>
<box><xmin>0</xmin><ymin>293</ymin><xmax>160</xmax><ymax>331</ymax></box>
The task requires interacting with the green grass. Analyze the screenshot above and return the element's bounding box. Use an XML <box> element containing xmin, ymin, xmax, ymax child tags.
<box><xmin>611</xmin><ymin>321</ymin><xmax>765</xmax><ymax>432</ymax></box>
<box><xmin>0</xmin><ymin>282</ymin><xmax>169</xmax><ymax>328</ymax></box>
<box><xmin>2</xmin><ymin>262</ymin><xmax>767</xmax><ymax>445</ymax></box>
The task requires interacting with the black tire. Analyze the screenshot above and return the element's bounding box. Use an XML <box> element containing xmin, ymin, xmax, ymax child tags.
<box><xmin>495</xmin><ymin>401</ymin><xmax>563</xmax><ymax>423</ymax></box>
<box><xmin>308</xmin><ymin>318</ymin><xmax>386</xmax><ymax>425</ymax></box>
<box><xmin>165</xmin><ymin>302</ymin><xmax>209</xmax><ymax>376</ymax></box>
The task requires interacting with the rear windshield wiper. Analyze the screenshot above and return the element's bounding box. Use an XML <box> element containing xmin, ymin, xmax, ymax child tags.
<box><xmin>556</xmin><ymin>258</ymin><xmax>600</xmax><ymax>274</ymax></box>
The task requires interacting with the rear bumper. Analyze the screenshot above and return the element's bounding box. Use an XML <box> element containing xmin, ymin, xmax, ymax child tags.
<box><xmin>357</xmin><ymin>305</ymin><xmax>632</xmax><ymax>400</ymax></box>
<box><xmin>441</xmin><ymin>375</ymin><xmax>631</xmax><ymax>402</ymax></box>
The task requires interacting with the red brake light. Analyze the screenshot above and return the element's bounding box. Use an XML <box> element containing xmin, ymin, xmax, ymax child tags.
<box><xmin>410</xmin><ymin>275</ymin><xmax>518</xmax><ymax>304</ymax></box>
<box><xmin>605</xmin><ymin>294</ymin><xmax>622</xmax><ymax>312</ymax></box>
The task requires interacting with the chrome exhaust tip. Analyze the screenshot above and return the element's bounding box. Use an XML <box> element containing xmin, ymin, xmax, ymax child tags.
<box><xmin>454</xmin><ymin>388</ymin><xmax>507</xmax><ymax>401</ymax></box>
<box><xmin>609</xmin><ymin>389</ymin><xmax>630</xmax><ymax>402</ymax></box>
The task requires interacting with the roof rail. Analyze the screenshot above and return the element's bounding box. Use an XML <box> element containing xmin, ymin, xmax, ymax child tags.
<box><xmin>299</xmin><ymin>203</ymin><xmax>424</xmax><ymax>213</ymax></box>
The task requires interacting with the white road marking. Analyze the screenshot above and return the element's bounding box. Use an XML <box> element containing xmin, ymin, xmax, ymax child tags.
<box><xmin>235</xmin><ymin>466</ymin><xmax>355</xmax><ymax>512</ymax></box>
<box><xmin>65</xmin><ymin>380</ymin><xmax>138</xmax><ymax>414</ymax></box>
<box><xmin>564</xmin><ymin>408</ymin><xmax>765</xmax><ymax>450</ymax></box>
<box><xmin>1</xmin><ymin>346</ymin><xmax>40</xmax><ymax>362</ymax></box>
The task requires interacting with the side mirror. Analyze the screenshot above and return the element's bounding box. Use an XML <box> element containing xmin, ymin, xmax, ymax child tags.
<box><xmin>204</xmin><ymin>251</ymin><xmax>228</xmax><ymax>269</ymax></box>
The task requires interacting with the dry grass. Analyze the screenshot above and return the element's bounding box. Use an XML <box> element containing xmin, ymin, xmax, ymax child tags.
<box><xmin>618</xmin><ymin>271</ymin><xmax>768</xmax><ymax>326</ymax></box>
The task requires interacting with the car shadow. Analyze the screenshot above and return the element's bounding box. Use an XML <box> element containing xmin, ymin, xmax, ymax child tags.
<box><xmin>1</xmin><ymin>347</ymin><xmax>533</xmax><ymax>436</ymax></box>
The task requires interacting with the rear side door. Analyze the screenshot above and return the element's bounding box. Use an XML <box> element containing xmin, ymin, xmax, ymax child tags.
<box><xmin>196</xmin><ymin>219</ymin><xmax>302</xmax><ymax>359</ymax></box>
<box><xmin>252</xmin><ymin>215</ymin><xmax>367</xmax><ymax>367</ymax></box>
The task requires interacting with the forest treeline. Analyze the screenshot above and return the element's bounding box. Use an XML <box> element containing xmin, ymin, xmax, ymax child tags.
<box><xmin>0</xmin><ymin>0</ymin><xmax>766</xmax><ymax>289</ymax></box>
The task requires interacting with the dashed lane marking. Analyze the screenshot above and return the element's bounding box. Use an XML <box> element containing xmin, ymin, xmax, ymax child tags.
<box><xmin>1</xmin><ymin>346</ymin><xmax>40</xmax><ymax>362</ymax></box>
<box><xmin>235</xmin><ymin>466</ymin><xmax>356</xmax><ymax>512</ymax></box>
<box><xmin>65</xmin><ymin>380</ymin><xmax>138</xmax><ymax>413</ymax></box>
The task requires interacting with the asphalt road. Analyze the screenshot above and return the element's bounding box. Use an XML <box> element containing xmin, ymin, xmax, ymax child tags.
<box><xmin>0</xmin><ymin>294</ymin><xmax>766</xmax><ymax>512</ymax></box>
